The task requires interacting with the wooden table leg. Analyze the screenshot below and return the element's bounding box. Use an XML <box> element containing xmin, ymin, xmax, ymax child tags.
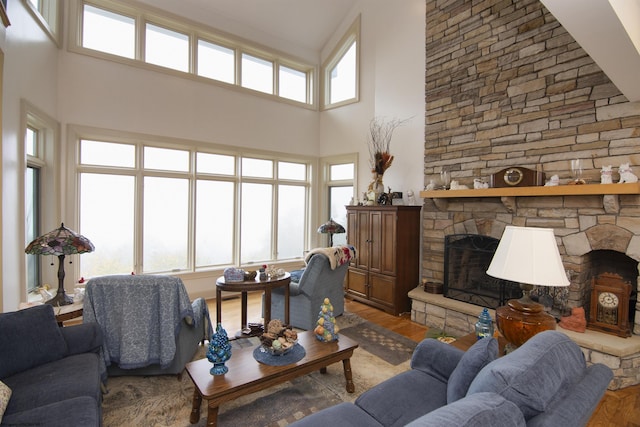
<box><xmin>241</xmin><ymin>291</ymin><xmax>248</xmax><ymax>329</ymax></box>
<box><xmin>263</xmin><ymin>289</ymin><xmax>271</xmax><ymax>326</ymax></box>
<box><xmin>284</xmin><ymin>284</ymin><xmax>290</xmax><ymax>325</ymax></box>
<box><xmin>216</xmin><ymin>289</ymin><xmax>222</xmax><ymax>325</ymax></box>
<box><xmin>342</xmin><ymin>358</ymin><xmax>355</xmax><ymax>393</ymax></box>
<box><xmin>207</xmin><ymin>401</ymin><xmax>219</xmax><ymax>426</ymax></box>
<box><xmin>190</xmin><ymin>388</ymin><xmax>202</xmax><ymax>424</ymax></box>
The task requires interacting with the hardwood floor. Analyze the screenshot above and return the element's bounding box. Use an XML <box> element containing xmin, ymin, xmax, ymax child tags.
<box><xmin>207</xmin><ymin>292</ymin><xmax>638</xmax><ymax>427</ymax></box>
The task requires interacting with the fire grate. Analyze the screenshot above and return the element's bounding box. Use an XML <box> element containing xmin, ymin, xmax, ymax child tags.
<box><xmin>444</xmin><ymin>234</ymin><xmax>521</xmax><ymax>309</ymax></box>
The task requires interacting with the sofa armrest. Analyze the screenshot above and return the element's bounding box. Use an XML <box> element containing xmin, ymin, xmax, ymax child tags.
<box><xmin>527</xmin><ymin>363</ymin><xmax>613</xmax><ymax>427</ymax></box>
<box><xmin>404</xmin><ymin>392</ymin><xmax>526</xmax><ymax>427</ymax></box>
<box><xmin>410</xmin><ymin>338</ymin><xmax>464</xmax><ymax>382</ymax></box>
<box><xmin>61</xmin><ymin>323</ymin><xmax>103</xmax><ymax>356</ymax></box>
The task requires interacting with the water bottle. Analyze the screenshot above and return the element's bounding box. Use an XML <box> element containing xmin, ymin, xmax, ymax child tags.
<box><xmin>475</xmin><ymin>308</ymin><xmax>494</xmax><ymax>340</ymax></box>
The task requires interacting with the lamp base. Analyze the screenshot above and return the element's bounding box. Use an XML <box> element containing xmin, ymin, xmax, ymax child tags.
<box><xmin>45</xmin><ymin>291</ymin><xmax>74</xmax><ymax>306</ymax></box>
<box><xmin>496</xmin><ymin>297</ymin><xmax>556</xmax><ymax>349</ymax></box>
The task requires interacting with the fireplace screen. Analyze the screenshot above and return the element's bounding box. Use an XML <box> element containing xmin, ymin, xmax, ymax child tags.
<box><xmin>444</xmin><ymin>234</ymin><xmax>521</xmax><ymax>309</ymax></box>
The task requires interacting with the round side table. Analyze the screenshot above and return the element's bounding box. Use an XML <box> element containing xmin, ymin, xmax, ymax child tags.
<box><xmin>215</xmin><ymin>272</ymin><xmax>290</xmax><ymax>337</ymax></box>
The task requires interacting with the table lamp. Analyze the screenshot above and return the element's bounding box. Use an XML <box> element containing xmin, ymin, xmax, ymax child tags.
<box><xmin>486</xmin><ymin>226</ymin><xmax>569</xmax><ymax>349</ymax></box>
<box><xmin>317</xmin><ymin>219</ymin><xmax>345</xmax><ymax>246</ymax></box>
<box><xmin>25</xmin><ymin>223</ymin><xmax>95</xmax><ymax>306</ymax></box>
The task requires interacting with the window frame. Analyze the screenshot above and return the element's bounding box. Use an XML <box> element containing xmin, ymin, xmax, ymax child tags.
<box><xmin>21</xmin><ymin>100</ymin><xmax>61</xmax><ymax>302</ymax></box>
<box><xmin>23</xmin><ymin>0</ymin><xmax>62</xmax><ymax>46</ymax></box>
<box><xmin>68</xmin><ymin>0</ymin><xmax>317</xmax><ymax>109</ymax></box>
<box><xmin>321</xmin><ymin>15</ymin><xmax>360</xmax><ymax>110</ymax></box>
<box><xmin>69</xmin><ymin>125</ymin><xmax>315</xmax><ymax>278</ymax></box>
<box><xmin>319</xmin><ymin>154</ymin><xmax>358</xmax><ymax>247</ymax></box>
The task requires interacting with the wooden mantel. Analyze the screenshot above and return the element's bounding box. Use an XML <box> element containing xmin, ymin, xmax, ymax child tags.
<box><xmin>420</xmin><ymin>183</ymin><xmax>640</xmax><ymax>212</ymax></box>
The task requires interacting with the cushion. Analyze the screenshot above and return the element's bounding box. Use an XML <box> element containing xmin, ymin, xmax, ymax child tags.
<box><xmin>405</xmin><ymin>392</ymin><xmax>526</xmax><ymax>427</ymax></box>
<box><xmin>447</xmin><ymin>337</ymin><xmax>498</xmax><ymax>403</ymax></box>
<box><xmin>290</xmin><ymin>269</ymin><xmax>305</xmax><ymax>283</ymax></box>
<box><xmin>0</xmin><ymin>305</ymin><xmax>67</xmax><ymax>379</ymax></box>
<box><xmin>0</xmin><ymin>380</ymin><xmax>11</xmax><ymax>423</ymax></box>
<box><xmin>467</xmin><ymin>330</ymin><xmax>587</xmax><ymax>420</ymax></box>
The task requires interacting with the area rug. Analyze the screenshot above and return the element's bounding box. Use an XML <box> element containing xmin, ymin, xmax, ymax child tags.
<box><xmin>101</xmin><ymin>313</ymin><xmax>414</xmax><ymax>427</ymax></box>
<box><xmin>339</xmin><ymin>315</ymin><xmax>418</xmax><ymax>366</ymax></box>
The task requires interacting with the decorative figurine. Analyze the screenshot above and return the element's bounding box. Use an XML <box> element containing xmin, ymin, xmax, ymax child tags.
<box><xmin>407</xmin><ymin>190</ymin><xmax>416</xmax><ymax>205</ymax></box>
<box><xmin>618</xmin><ymin>163</ymin><xmax>638</xmax><ymax>183</ymax></box>
<box><xmin>473</xmin><ymin>178</ymin><xmax>489</xmax><ymax>189</ymax></box>
<box><xmin>314</xmin><ymin>298</ymin><xmax>339</xmax><ymax>342</ymax></box>
<box><xmin>544</xmin><ymin>174</ymin><xmax>559</xmax><ymax>186</ymax></box>
<box><xmin>450</xmin><ymin>180</ymin><xmax>469</xmax><ymax>190</ymax></box>
<box><xmin>600</xmin><ymin>165</ymin><xmax>613</xmax><ymax>184</ymax></box>
<box><xmin>207</xmin><ymin>323</ymin><xmax>232</xmax><ymax>375</ymax></box>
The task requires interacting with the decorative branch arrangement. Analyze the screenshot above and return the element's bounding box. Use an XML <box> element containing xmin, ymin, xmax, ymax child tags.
<box><xmin>367</xmin><ymin>117</ymin><xmax>410</xmax><ymax>175</ymax></box>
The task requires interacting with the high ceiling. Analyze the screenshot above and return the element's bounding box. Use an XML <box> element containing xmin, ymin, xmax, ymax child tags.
<box><xmin>138</xmin><ymin>0</ymin><xmax>357</xmax><ymax>53</ymax></box>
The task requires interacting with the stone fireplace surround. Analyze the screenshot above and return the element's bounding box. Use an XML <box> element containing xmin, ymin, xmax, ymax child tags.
<box><xmin>411</xmin><ymin>186</ymin><xmax>640</xmax><ymax>389</ymax></box>
<box><xmin>418</xmin><ymin>0</ymin><xmax>640</xmax><ymax>390</ymax></box>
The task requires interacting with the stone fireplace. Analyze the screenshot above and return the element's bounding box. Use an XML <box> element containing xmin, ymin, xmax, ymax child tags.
<box><xmin>414</xmin><ymin>0</ymin><xmax>640</xmax><ymax>389</ymax></box>
<box><xmin>411</xmin><ymin>189</ymin><xmax>640</xmax><ymax>389</ymax></box>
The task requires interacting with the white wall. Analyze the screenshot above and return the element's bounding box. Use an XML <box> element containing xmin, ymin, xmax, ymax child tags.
<box><xmin>1</xmin><ymin>0</ymin><xmax>60</xmax><ymax>310</ymax></box>
<box><xmin>320</xmin><ymin>0</ymin><xmax>425</xmax><ymax>203</ymax></box>
<box><xmin>1</xmin><ymin>0</ymin><xmax>426</xmax><ymax>309</ymax></box>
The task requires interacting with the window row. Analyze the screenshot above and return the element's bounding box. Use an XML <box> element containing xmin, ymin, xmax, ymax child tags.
<box><xmin>76</xmin><ymin>139</ymin><xmax>314</xmax><ymax>278</ymax></box>
<box><xmin>74</xmin><ymin>0</ymin><xmax>313</xmax><ymax>105</ymax></box>
<box><xmin>68</xmin><ymin>0</ymin><xmax>359</xmax><ymax>109</ymax></box>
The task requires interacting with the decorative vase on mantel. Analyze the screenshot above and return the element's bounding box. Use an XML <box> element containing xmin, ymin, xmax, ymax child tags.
<box><xmin>207</xmin><ymin>323</ymin><xmax>232</xmax><ymax>375</ymax></box>
<box><xmin>367</xmin><ymin>173</ymin><xmax>385</xmax><ymax>203</ymax></box>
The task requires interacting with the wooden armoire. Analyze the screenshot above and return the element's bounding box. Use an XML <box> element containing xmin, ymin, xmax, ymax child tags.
<box><xmin>345</xmin><ymin>205</ymin><xmax>421</xmax><ymax>315</ymax></box>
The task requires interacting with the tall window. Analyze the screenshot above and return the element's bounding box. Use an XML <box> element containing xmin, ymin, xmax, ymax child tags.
<box><xmin>23</xmin><ymin>103</ymin><xmax>59</xmax><ymax>298</ymax></box>
<box><xmin>324</xmin><ymin>159</ymin><xmax>356</xmax><ymax>247</ymax></box>
<box><xmin>25</xmin><ymin>127</ymin><xmax>41</xmax><ymax>293</ymax></box>
<box><xmin>322</xmin><ymin>16</ymin><xmax>360</xmax><ymax>110</ymax></box>
<box><xmin>73</xmin><ymin>0</ymin><xmax>314</xmax><ymax>106</ymax></box>
<box><xmin>76</xmin><ymin>134</ymin><xmax>312</xmax><ymax>277</ymax></box>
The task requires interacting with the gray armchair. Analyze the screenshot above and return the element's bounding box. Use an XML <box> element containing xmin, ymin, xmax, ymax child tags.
<box><xmin>83</xmin><ymin>274</ymin><xmax>212</xmax><ymax>377</ymax></box>
<box><xmin>269</xmin><ymin>246</ymin><xmax>355</xmax><ymax>330</ymax></box>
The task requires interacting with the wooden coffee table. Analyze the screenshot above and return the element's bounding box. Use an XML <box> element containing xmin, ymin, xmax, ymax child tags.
<box><xmin>185</xmin><ymin>330</ymin><xmax>359</xmax><ymax>426</ymax></box>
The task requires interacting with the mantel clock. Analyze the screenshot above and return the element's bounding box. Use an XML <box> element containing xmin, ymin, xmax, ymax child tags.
<box><xmin>587</xmin><ymin>273</ymin><xmax>632</xmax><ymax>338</ymax></box>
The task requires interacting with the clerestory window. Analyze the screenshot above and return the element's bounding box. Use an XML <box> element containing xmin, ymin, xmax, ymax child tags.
<box><xmin>321</xmin><ymin>15</ymin><xmax>360</xmax><ymax>110</ymax></box>
<box><xmin>71</xmin><ymin>0</ymin><xmax>314</xmax><ymax>108</ymax></box>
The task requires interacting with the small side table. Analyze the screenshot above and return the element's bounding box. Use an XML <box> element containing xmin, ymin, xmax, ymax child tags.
<box><xmin>18</xmin><ymin>300</ymin><xmax>84</xmax><ymax>326</ymax></box>
<box><xmin>52</xmin><ymin>301</ymin><xmax>84</xmax><ymax>326</ymax></box>
<box><xmin>215</xmin><ymin>272</ymin><xmax>290</xmax><ymax>337</ymax></box>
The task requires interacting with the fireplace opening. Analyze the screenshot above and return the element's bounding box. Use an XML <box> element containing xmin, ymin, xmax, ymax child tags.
<box><xmin>444</xmin><ymin>234</ymin><xmax>521</xmax><ymax>309</ymax></box>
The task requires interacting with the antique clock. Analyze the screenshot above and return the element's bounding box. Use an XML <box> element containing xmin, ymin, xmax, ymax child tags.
<box><xmin>587</xmin><ymin>273</ymin><xmax>632</xmax><ymax>338</ymax></box>
<box><xmin>490</xmin><ymin>166</ymin><xmax>545</xmax><ymax>188</ymax></box>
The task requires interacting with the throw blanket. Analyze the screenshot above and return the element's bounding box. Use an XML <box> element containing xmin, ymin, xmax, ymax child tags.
<box><xmin>83</xmin><ymin>275</ymin><xmax>195</xmax><ymax>376</ymax></box>
<box><xmin>305</xmin><ymin>245</ymin><xmax>356</xmax><ymax>269</ymax></box>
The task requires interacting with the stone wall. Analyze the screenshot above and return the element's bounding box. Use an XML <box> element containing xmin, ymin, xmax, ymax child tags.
<box><xmin>422</xmin><ymin>0</ymin><xmax>640</xmax><ymax>334</ymax></box>
<box><xmin>425</xmin><ymin>0</ymin><xmax>640</xmax><ymax>186</ymax></box>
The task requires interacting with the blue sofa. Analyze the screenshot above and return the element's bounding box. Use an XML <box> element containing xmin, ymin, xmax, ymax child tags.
<box><xmin>290</xmin><ymin>330</ymin><xmax>613</xmax><ymax>427</ymax></box>
<box><xmin>0</xmin><ymin>304</ymin><xmax>104</xmax><ymax>427</ymax></box>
